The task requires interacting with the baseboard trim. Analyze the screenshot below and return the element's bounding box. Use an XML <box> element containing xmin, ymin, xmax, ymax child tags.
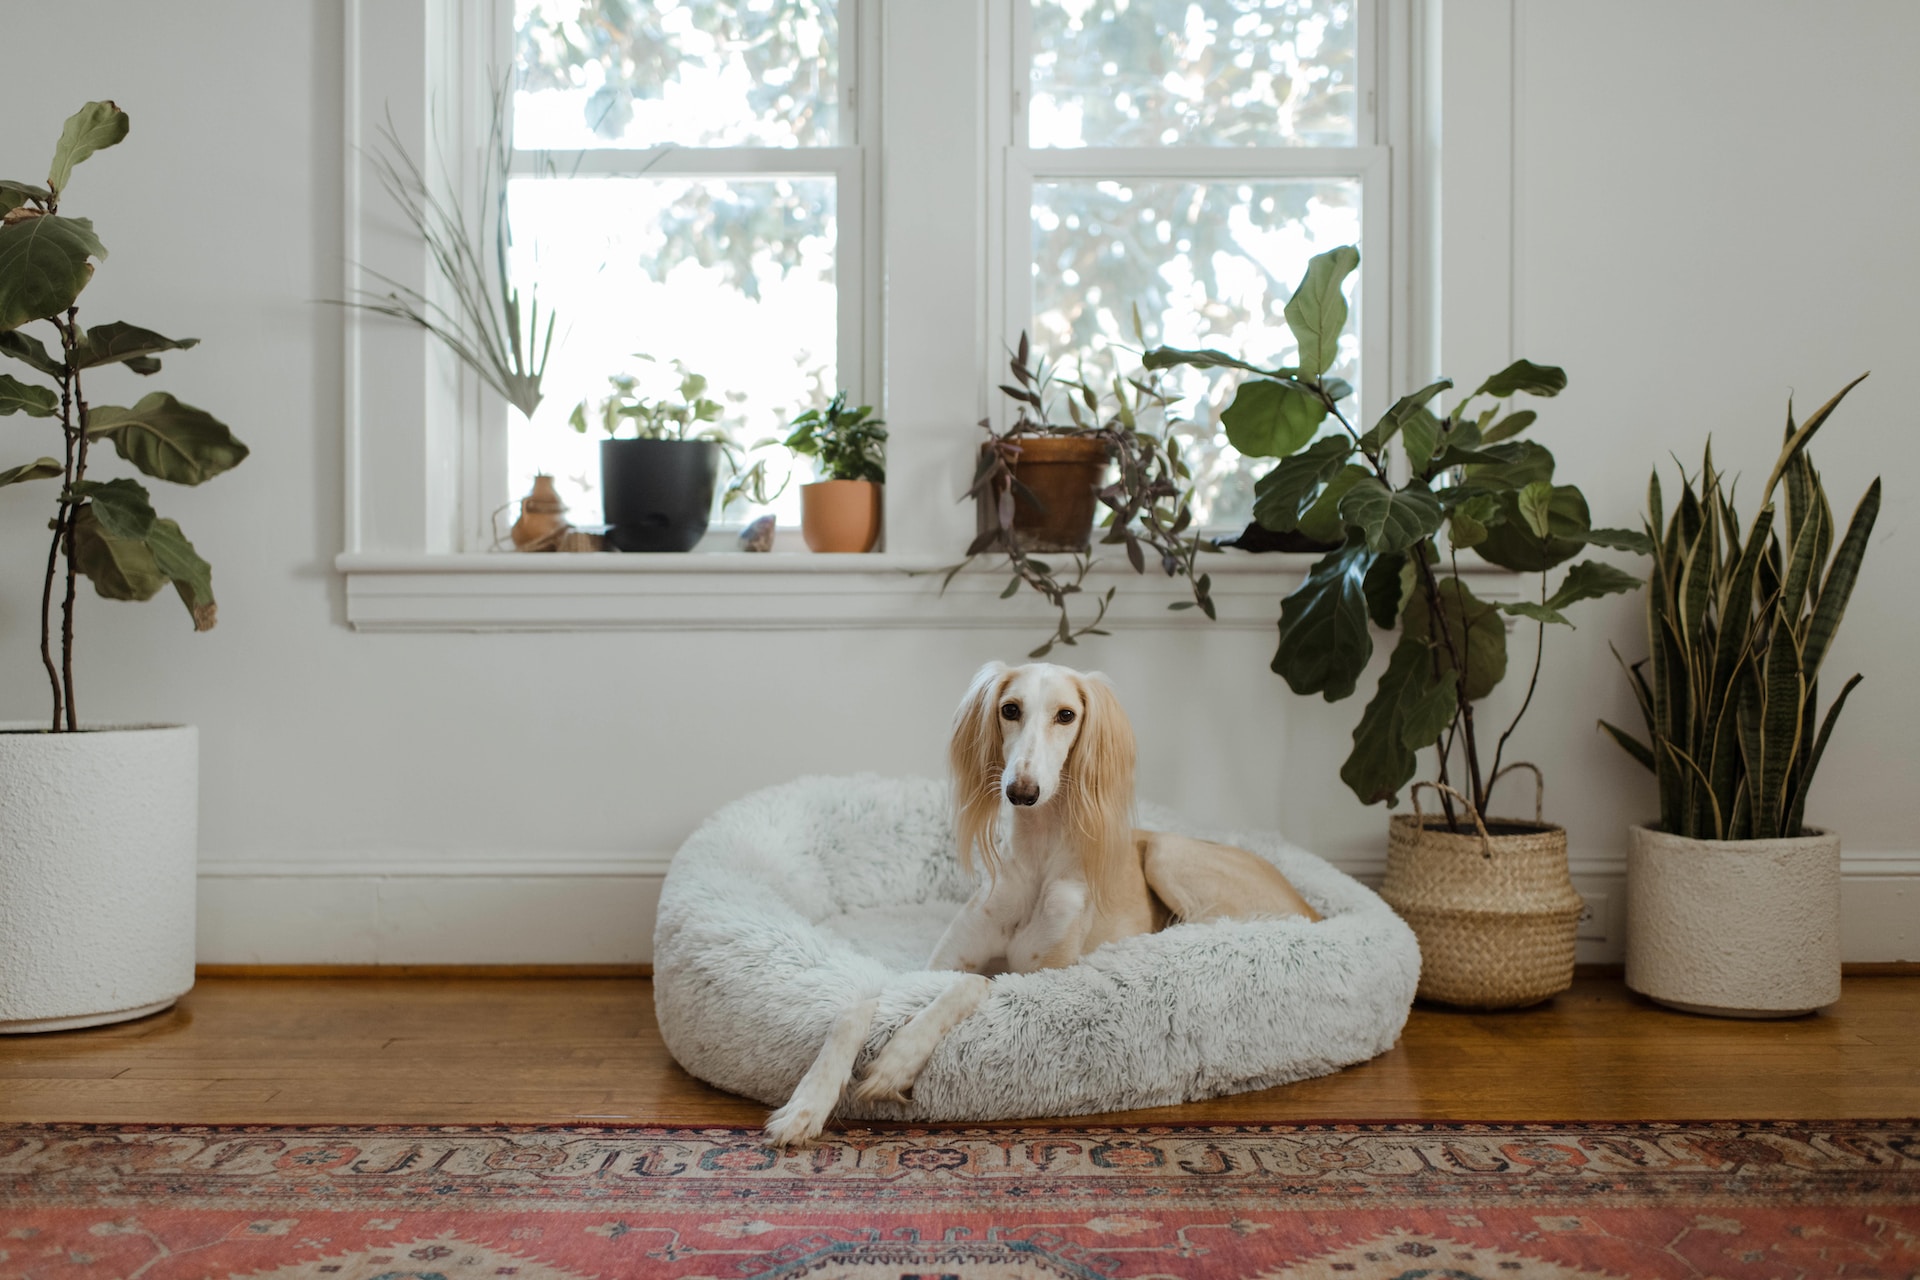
<box><xmin>194</xmin><ymin>963</ymin><xmax>654</xmax><ymax>979</ymax></box>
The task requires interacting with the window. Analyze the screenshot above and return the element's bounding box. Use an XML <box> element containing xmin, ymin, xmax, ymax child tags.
<box><xmin>502</xmin><ymin>1</ymin><xmax>872</xmax><ymax>528</ymax></box>
<box><xmin>1001</xmin><ymin>0</ymin><xmax>1387</xmax><ymax>530</ymax></box>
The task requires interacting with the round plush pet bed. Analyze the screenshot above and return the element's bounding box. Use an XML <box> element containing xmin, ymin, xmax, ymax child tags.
<box><xmin>654</xmin><ymin>775</ymin><xmax>1420</xmax><ymax>1122</ymax></box>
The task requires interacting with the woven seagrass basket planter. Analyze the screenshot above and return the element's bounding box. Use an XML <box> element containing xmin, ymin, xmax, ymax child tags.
<box><xmin>1380</xmin><ymin>783</ymin><xmax>1583</xmax><ymax>1009</ymax></box>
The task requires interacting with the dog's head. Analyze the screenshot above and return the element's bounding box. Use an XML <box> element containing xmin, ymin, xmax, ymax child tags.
<box><xmin>949</xmin><ymin>661</ymin><xmax>1136</xmax><ymax>879</ymax></box>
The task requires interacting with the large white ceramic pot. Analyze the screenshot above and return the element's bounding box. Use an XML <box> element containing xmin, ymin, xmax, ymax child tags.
<box><xmin>0</xmin><ymin>724</ymin><xmax>198</xmax><ymax>1033</ymax></box>
<box><xmin>1626</xmin><ymin>824</ymin><xmax>1841</xmax><ymax>1018</ymax></box>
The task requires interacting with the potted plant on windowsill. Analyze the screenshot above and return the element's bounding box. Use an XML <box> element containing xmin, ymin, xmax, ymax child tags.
<box><xmin>1150</xmin><ymin>245</ymin><xmax>1649</xmax><ymax>1009</ymax></box>
<box><xmin>1</xmin><ymin>103</ymin><xmax>249</xmax><ymax>1033</ymax></box>
<box><xmin>938</xmin><ymin>331</ymin><xmax>1217</xmax><ymax>658</ymax></box>
<box><xmin>784</xmin><ymin>391</ymin><xmax>886</xmax><ymax>553</ymax></box>
<box><xmin>1602</xmin><ymin>377</ymin><xmax>1879</xmax><ymax>1018</ymax></box>
<box><xmin>572</xmin><ymin>359</ymin><xmax>747</xmax><ymax>553</ymax></box>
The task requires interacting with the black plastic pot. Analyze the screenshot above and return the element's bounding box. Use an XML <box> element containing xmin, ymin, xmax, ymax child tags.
<box><xmin>600</xmin><ymin>438</ymin><xmax>719</xmax><ymax>553</ymax></box>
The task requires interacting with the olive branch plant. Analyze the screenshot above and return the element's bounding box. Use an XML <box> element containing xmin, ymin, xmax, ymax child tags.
<box><xmin>0</xmin><ymin>102</ymin><xmax>249</xmax><ymax>731</ymax></box>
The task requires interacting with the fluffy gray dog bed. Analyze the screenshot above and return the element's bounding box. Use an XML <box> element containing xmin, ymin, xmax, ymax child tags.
<box><xmin>653</xmin><ymin>775</ymin><xmax>1420</xmax><ymax>1122</ymax></box>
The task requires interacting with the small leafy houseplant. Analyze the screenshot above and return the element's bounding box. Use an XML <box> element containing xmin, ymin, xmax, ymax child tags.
<box><xmin>1</xmin><ymin>102</ymin><xmax>248</xmax><ymax>729</ymax></box>
<box><xmin>785</xmin><ymin>391</ymin><xmax>886</xmax><ymax>552</ymax></box>
<box><xmin>1602</xmin><ymin>376</ymin><xmax>1878</xmax><ymax>1016</ymax></box>
<box><xmin>945</xmin><ymin>330</ymin><xmax>1217</xmax><ymax>658</ymax></box>
<box><xmin>570</xmin><ymin>359</ymin><xmax>767</xmax><ymax>552</ymax></box>
<box><xmin>1149</xmin><ymin>245</ymin><xmax>1645</xmax><ymax>1008</ymax></box>
<box><xmin>1</xmin><ymin>102</ymin><xmax>245</xmax><ymax>1033</ymax></box>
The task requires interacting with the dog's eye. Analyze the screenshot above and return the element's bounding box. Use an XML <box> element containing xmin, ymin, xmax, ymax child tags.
<box><xmin>1000</xmin><ymin>702</ymin><xmax>1021</xmax><ymax>721</ymax></box>
<box><xmin>1055</xmin><ymin>708</ymin><xmax>1076</xmax><ymax>724</ymax></box>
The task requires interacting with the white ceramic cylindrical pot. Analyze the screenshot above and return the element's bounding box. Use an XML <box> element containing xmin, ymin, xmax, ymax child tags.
<box><xmin>0</xmin><ymin>724</ymin><xmax>198</xmax><ymax>1033</ymax></box>
<box><xmin>1626</xmin><ymin>824</ymin><xmax>1841</xmax><ymax>1018</ymax></box>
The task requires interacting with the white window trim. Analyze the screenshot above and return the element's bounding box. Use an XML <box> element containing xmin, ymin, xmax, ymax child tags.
<box><xmin>338</xmin><ymin>0</ymin><xmax>1476</xmax><ymax>633</ymax></box>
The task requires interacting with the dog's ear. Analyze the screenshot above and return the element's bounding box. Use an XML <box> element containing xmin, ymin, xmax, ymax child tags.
<box><xmin>1065</xmin><ymin>671</ymin><xmax>1137</xmax><ymax>901</ymax></box>
<box><xmin>950</xmin><ymin>661</ymin><xmax>1010</xmax><ymax>877</ymax></box>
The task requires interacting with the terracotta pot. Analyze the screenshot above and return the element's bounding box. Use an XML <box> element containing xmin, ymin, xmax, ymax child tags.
<box><xmin>800</xmin><ymin>479</ymin><xmax>882</xmax><ymax>553</ymax></box>
<box><xmin>510</xmin><ymin>474</ymin><xmax>569</xmax><ymax>551</ymax></box>
<box><xmin>1626</xmin><ymin>824</ymin><xmax>1841</xmax><ymax>1018</ymax></box>
<box><xmin>980</xmin><ymin>435</ymin><xmax>1111</xmax><ymax>553</ymax></box>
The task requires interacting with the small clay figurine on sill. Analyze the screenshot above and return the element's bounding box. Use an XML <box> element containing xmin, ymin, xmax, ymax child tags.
<box><xmin>510</xmin><ymin>475</ymin><xmax>570</xmax><ymax>551</ymax></box>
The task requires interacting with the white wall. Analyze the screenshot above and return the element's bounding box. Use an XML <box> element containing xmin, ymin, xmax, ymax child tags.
<box><xmin>1</xmin><ymin>1</ymin><xmax>1912</xmax><ymax>964</ymax></box>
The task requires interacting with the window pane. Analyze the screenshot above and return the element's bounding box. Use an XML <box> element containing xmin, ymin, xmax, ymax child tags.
<box><xmin>514</xmin><ymin>0</ymin><xmax>839</xmax><ymax>150</ymax></box>
<box><xmin>507</xmin><ymin>176</ymin><xmax>836</xmax><ymax>528</ymax></box>
<box><xmin>1032</xmin><ymin>177</ymin><xmax>1360</xmax><ymax>528</ymax></box>
<box><xmin>1029</xmin><ymin>0</ymin><xmax>1358</xmax><ymax>148</ymax></box>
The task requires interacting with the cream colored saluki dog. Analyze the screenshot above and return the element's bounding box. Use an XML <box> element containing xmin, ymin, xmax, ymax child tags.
<box><xmin>764</xmin><ymin>660</ymin><xmax>1320</xmax><ymax>1147</ymax></box>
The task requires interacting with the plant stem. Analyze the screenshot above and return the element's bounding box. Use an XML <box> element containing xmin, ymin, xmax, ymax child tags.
<box><xmin>55</xmin><ymin>309</ymin><xmax>90</xmax><ymax>732</ymax></box>
<box><xmin>41</xmin><ymin>329</ymin><xmax>77</xmax><ymax>731</ymax></box>
<box><xmin>1485</xmin><ymin>573</ymin><xmax>1549</xmax><ymax>814</ymax></box>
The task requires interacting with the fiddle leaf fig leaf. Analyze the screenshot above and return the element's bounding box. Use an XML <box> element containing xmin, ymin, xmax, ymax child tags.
<box><xmin>1463</xmin><ymin>440</ymin><xmax>1556</xmax><ymax>489</ymax></box>
<box><xmin>1357</xmin><ymin>380</ymin><xmax>1452</xmax><ymax>455</ymax></box>
<box><xmin>1251</xmin><ymin>434</ymin><xmax>1352</xmax><ymax>532</ymax></box>
<box><xmin>1273</xmin><ymin>538</ymin><xmax>1377</xmax><ymax>701</ymax></box>
<box><xmin>1502</xmin><ymin>599</ymin><xmax>1574</xmax><ymax>627</ymax></box>
<box><xmin>70</xmin><ymin>503</ymin><xmax>167</xmax><ymax>601</ymax></box>
<box><xmin>0</xmin><ymin>457</ymin><xmax>63</xmax><ymax>487</ymax></box>
<box><xmin>147</xmin><ymin>516</ymin><xmax>217</xmax><ymax>630</ymax></box>
<box><xmin>1518</xmin><ymin>480</ymin><xmax>1558</xmax><ymax>538</ymax></box>
<box><xmin>68</xmin><ymin>477</ymin><xmax>155</xmax><ymax>540</ymax></box>
<box><xmin>1362</xmin><ymin>550</ymin><xmax>1408</xmax><ymax>629</ymax></box>
<box><xmin>1284</xmin><ymin>244</ymin><xmax>1360</xmax><ymax>376</ymax></box>
<box><xmin>1476</xmin><ymin>483</ymin><xmax>1591</xmax><ymax>572</ymax></box>
<box><xmin>0</xmin><ymin>214</ymin><xmax>106</xmax><ymax>332</ymax></box>
<box><xmin>0</xmin><ymin>180</ymin><xmax>53</xmax><ymax>216</ymax></box>
<box><xmin>1482</xmin><ymin>408</ymin><xmax>1537</xmax><ymax>443</ymax></box>
<box><xmin>86</xmin><ymin>392</ymin><xmax>249</xmax><ymax>485</ymax></box>
<box><xmin>47</xmin><ymin>101</ymin><xmax>130</xmax><ymax>195</ymax></box>
<box><xmin>0</xmin><ymin>372</ymin><xmax>57</xmax><ymax>416</ymax></box>
<box><xmin>1220</xmin><ymin>378</ymin><xmax>1325</xmax><ymax>459</ymax></box>
<box><xmin>1583</xmin><ymin>525</ymin><xmax>1655</xmax><ymax>555</ymax></box>
<box><xmin>1339</xmin><ymin>476</ymin><xmax>1444</xmax><ymax>554</ymax></box>
<box><xmin>1297</xmin><ymin>462</ymin><xmax>1369</xmax><ymax>543</ymax></box>
<box><xmin>1404</xmin><ymin>575</ymin><xmax>1508</xmax><ymax>700</ymax></box>
<box><xmin>1140</xmin><ymin>345</ymin><xmax>1293</xmax><ymax>378</ymax></box>
<box><xmin>1546</xmin><ymin>558</ymin><xmax>1642</xmax><ymax>611</ymax></box>
<box><xmin>0</xmin><ymin>329</ymin><xmax>63</xmax><ymax>376</ymax></box>
<box><xmin>1474</xmin><ymin>358</ymin><xmax>1567</xmax><ymax>399</ymax></box>
<box><xmin>1340</xmin><ymin>634</ymin><xmax>1453</xmax><ymax>807</ymax></box>
<box><xmin>71</xmin><ymin>321</ymin><xmax>200</xmax><ymax>372</ymax></box>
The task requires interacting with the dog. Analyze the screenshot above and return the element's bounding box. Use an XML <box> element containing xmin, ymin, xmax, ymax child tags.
<box><xmin>763</xmin><ymin>660</ymin><xmax>1321</xmax><ymax>1147</ymax></box>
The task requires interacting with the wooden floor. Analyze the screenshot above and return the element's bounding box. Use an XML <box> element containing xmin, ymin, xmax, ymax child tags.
<box><xmin>1</xmin><ymin>974</ymin><xmax>1916</xmax><ymax>1126</ymax></box>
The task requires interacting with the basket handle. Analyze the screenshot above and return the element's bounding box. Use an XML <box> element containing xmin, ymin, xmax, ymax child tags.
<box><xmin>1488</xmin><ymin>761</ymin><xmax>1545</xmax><ymax>823</ymax></box>
<box><xmin>1409</xmin><ymin>781</ymin><xmax>1493</xmax><ymax>859</ymax></box>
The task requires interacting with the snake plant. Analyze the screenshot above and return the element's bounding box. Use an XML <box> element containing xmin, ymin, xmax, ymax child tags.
<box><xmin>1602</xmin><ymin>376</ymin><xmax>1881</xmax><ymax>841</ymax></box>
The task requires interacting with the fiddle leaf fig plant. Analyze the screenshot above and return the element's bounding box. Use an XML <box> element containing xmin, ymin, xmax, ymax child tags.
<box><xmin>1148</xmin><ymin>245</ymin><xmax>1646</xmax><ymax>825</ymax></box>
<box><xmin>1</xmin><ymin>102</ymin><xmax>248</xmax><ymax>732</ymax></box>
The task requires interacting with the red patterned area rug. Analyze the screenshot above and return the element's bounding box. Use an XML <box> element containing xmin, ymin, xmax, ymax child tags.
<box><xmin>3</xmin><ymin>1121</ymin><xmax>1918</xmax><ymax>1279</ymax></box>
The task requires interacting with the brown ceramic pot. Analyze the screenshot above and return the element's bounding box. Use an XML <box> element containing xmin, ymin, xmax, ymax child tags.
<box><xmin>980</xmin><ymin>434</ymin><xmax>1111</xmax><ymax>553</ymax></box>
<box><xmin>510</xmin><ymin>474</ymin><xmax>569</xmax><ymax>551</ymax></box>
<box><xmin>800</xmin><ymin>479</ymin><xmax>882</xmax><ymax>553</ymax></box>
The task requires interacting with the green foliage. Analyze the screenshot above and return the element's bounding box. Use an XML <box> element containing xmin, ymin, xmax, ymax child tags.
<box><xmin>783</xmin><ymin>391</ymin><xmax>886</xmax><ymax>484</ymax></box>
<box><xmin>1148</xmin><ymin>245</ymin><xmax>1644</xmax><ymax>820</ymax></box>
<box><xmin>1603</xmin><ymin>377</ymin><xmax>1878</xmax><ymax>840</ymax></box>
<box><xmin>571</xmin><ymin>358</ymin><xmax>728</xmax><ymax>442</ymax></box>
<box><xmin>0</xmin><ymin>103</ymin><xmax>244</xmax><ymax>730</ymax></box>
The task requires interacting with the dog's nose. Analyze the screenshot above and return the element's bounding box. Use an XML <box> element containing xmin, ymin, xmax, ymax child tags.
<box><xmin>1005</xmin><ymin>780</ymin><xmax>1040</xmax><ymax>806</ymax></box>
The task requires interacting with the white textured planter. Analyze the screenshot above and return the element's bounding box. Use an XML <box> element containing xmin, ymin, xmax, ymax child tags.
<box><xmin>1626</xmin><ymin>824</ymin><xmax>1841</xmax><ymax>1018</ymax></box>
<box><xmin>0</xmin><ymin>724</ymin><xmax>197</xmax><ymax>1033</ymax></box>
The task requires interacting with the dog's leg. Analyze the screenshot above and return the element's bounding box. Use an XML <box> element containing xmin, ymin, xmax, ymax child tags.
<box><xmin>926</xmin><ymin>887</ymin><xmax>1011</xmax><ymax>973</ymax></box>
<box><xmin>764</xmin><ymin>996</ymin><xmax>879</xmax><ymax>1149</ymax></box>
<box><xmin>849</xmin><ymin>973</ymin><xmax>990</xmax><ymax>1104</ymax></box>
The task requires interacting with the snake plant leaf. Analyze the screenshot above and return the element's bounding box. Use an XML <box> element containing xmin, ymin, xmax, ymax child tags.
<box><xmin>1546</xmin><ymin>559</ymin><xmax>1642</xmax><ymax>611</ymax></box>
<box><xmin>1220</xmin><ymin>378</ymin><xmax>1325</xmax><ymax>459</ymax></box>
<box><xmin>0</xmin><ymin>213</ymin><xmax>106</xmax><ymax>332</ymax></box>
<box><xmin>1362</xmin><ymin>550</ymin><xmax>1407</xmax><ymax>629</ymax></box>
<box><xmin>1784</xmin><ymin>672</ymin><xmax>1863</xmax><ymax>837</ymax></box>
<box><xmin>1339</xmin><ymin>634</ymin><xmax>1443</xmax><ymax>806</ymax></box>
<box><xmin>71</xmin><ymin>321</ymin><xmax>200</xmax><ymax>372</ymax></box>
<box><xmin>1707</xmin><ymin>506</ymin><xmax>1774</xmax><ymax>715</ymax></box>
<box><xmin>1251</xmin><ymin>434</ymin><xmax>1353</xmax><ymax>532</ymax></box>
<box><xmin>1480</xmin><ymin>409</ymin><xmax>1537</xmax><ymax>444</ymax></box>
<box><xmin>1296</xmin><ymin>462</ymin><xmax>1369</xmax><ymax>544</ymax></box>
<box><xmin>1801</xmin><ymin>478</ymin><xmax>1880</xmax><ymax>681</ymax></box>
<box><xmin>85</xmin><ymin>392</ymin><xmax>249</xmax><ymax>485</ymax></box>
<box><xmin>1340</xmin><ymin>476</ymin><xmax>1444</xmax><ymax>555</ymax></box>
<box><xmin>1599</xmin><ymin>719</ymin><xmax>1657</xmax><ymax>772</ymax></box>
<box><xmin>1139</xmin><ymin>345</ymin><xmax>1295</xmax><ymax>378</ymax></box>
<box><xmin>1754</xmin><ymin>622</ymin><xmax>1807</xmax><ymax>840</ymax></box>
<box><xmin>1475</xmin><ymin>484</ymin><xmax>1590</xmax><ymax>572</ymax></box>
<box><xmin>1760</xmin><ymin>372</ymin><xmax>1870</xmax><ymax>506</ymax></box>
<box><xmin>0</xmin><ymin>372</ymin><xmax>57</xmax><ymax>416</ymax></box>
<box><xmin>1403</xmin><ymin>575</ymin><xmax>1508</xmax><ymax>700</ymax></box>
<box><xmin>1473</xmin><ymin>359</ymin><xmax>1568</xmax><ymax>399</ymax></box>
<box><xmin>47</xmin><ymin>101</ymin><xmax>130</xmax><ymax>196</ymax></box>
<box><xmin>0</xmin><ymin>180</ymin><xmax>53</xmax><ymax>215</ymax></box>
<box><xmin>0</xmin><ymin>457</ymin><xmax>62</xmax><ymax>488</ymax></box>
<box><xmin>70</xmin><ymin>503</ymin><xmax>167</xmax><ymax>601</ymax></box>
<box><xmin>1356</xmin><ymin>380</ymin><xmax>1452</xmax><ymax>455</ymax></box>
<box><xmin>0</xmin><ymin>329</ymin><xmax>63</xmax><ymax>376</ymax></box>
<box><xmin>68</xmin><ymin>477</ymin><xmax>155</xmax><ymax>540</ymax></box>
<box><xmin>1502</xmin><ymin>600</ymin><xmax>1573</xmax><ymax>627</ymax></box>
<box><xmin>147</xmin><ymin>516</ymin><xmax>217</xmax><ymax>630</ymax></box>
<box><xmin>1273</xmin><ymin>537</ymin><xmax>1377</xmax><ymax>701</ymax></box>
<box><xmin>1283</xmin><ymin>244</ymin><xmax>1360</xmax><ymax>377</ymax></box>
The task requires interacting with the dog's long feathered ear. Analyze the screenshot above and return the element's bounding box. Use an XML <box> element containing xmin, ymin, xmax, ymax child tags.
<box><xmin>950</xmin><ymin>661</ymin><xmax>1010</xmax><ymax>877</ymax></box>
<box><xmin>1065</xmin><ymin>671</ymin><xmax>1137</xmax><ymax>905</ymax></box>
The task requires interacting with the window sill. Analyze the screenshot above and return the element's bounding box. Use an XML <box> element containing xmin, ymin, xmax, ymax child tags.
<box><xmin>337</xmin><ymin>551</ymin><xmax>1524</xmax><ymax>633</ymax></box>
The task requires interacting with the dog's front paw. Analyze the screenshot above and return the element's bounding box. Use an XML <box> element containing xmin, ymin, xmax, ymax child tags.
<box><xmin>763</xmin><ymin>1102</ymin><xmax>826</xmax><ymax>1149</ymax></box>
<box><xmin>849</xmin><ymin>1061</ymin><xmax>916</xmax><ymax>1106</ymax></box>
